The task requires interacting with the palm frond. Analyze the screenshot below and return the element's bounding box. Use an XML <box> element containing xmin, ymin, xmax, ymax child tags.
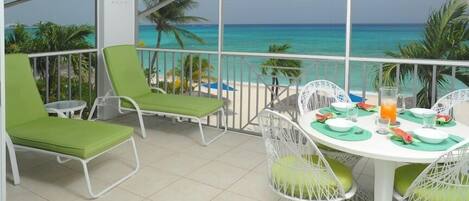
<box><xmin>374</xmin><ymin>0</ymin><xmax>469</xmax><ymax>108</ymax></box>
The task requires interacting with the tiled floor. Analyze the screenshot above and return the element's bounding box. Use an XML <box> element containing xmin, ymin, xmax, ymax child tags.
<box><xmin>5</xmin><ymin>114</ymin><xmax>375</xmax><ymax>201</ymax></box>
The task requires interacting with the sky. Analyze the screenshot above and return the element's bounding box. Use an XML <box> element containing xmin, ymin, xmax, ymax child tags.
<box><xmin>5</xmin><ymin>0</ymin><xmax>446</xmax><ymax>26</ymax></box>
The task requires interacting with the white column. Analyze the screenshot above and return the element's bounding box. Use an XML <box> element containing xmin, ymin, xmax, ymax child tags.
<box><xmin>0</xmin><ymin>1</ymin><xmax>5</xmax><ymax>200</ymax></box>
<box><xmin>216</xmin><ymin>0</ymin><xmax>224</xmax><ymax>99</ymax></box>
<box><xmin>96</xmin><ymin>0</ymin><xmax>136</xmax><ymax>120</ymax></box>
<box><xmin>135</xmin><ymin>0</ymin><xmax>139</xmax><ymax>44</ymax></box>
<box><xmin>344</xmin><ymin>0</ymin><xmax>352</xmax><ymax>93</ymax></box>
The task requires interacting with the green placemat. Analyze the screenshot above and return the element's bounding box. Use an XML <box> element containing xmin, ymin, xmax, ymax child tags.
<box><xmin>310</xmin><ymin>121</ymin><xmax>372</xmax><ymax>141</ymax></box>
<box><xmin>399</xmin><ymin>111</ymin><xmax>456</xmax><ymax>127</ymax></box>
<box><xmin>319</xmin><ymin>107</ymin><xmax>375</xmax><ymax>118</ymax></box>
<box><xmin>390</xmin><ymin>134</ymin><xmax>464</xmax><ymax>151</ymax></box>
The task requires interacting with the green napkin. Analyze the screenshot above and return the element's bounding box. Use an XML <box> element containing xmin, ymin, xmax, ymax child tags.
<box><xmin>310</xmin><ymin>121</ymin><xmax>372</xmax><ymax>141</ymax></box>
<box><xmin>399</xmin><ymin>111</ymin><xmax>456</xmax><ymax>127</ymax></box>
<box><xmin>390</xmin><ymin>134</ymin><xmax>463</xmax><ymax>151</ymax></box>
<box><xmin>319</xmin><ymin>106</ymin><xmax>375</xmax><ymax>118</ymax></box>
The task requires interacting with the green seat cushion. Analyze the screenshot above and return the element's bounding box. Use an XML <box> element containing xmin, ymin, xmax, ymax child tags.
<box><xmin>5</xmin><ymin>54</ymin><xmax>48</xmax><ymax>129</ymax></box>
<box><xmin>271</xmin><ymin>155</ymin><xmax>353</xmax><ymax>199</ymax></box>
<box><xmin>7</xmin><ymin>117</ymin><xmax>133</xmax><ymax>159</ymax></box>
<box><xmin>103</xmin><ymin>45</ymin><xmax>151</xmax><ymax>98</ymax></box>
<box><xmin>394</xmin><ymin>164</ymin><xmax>469</xmax><ymax>201</ymax></box>
<box><xmin>122</xmin><ymin>92</ymin><xmax>224</xmax><ymax>118</ymax></box>
<box><xmin>317</xmin><ymin>143</ymin><xmax>340</xmax><ymax>152</ymax></box>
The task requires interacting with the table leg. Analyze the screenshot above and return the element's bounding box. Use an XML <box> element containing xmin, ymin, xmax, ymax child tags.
<box><xmin>374</xmin><ymin>159</ymin><xmax>396</xmax><ymax>201</ymax></box>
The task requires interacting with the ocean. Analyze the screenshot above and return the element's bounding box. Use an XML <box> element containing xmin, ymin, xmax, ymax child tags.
<box><xmin>139</xmin><ymin>24</ymin><xmax>424</xmax><ymax>57</ymax></box>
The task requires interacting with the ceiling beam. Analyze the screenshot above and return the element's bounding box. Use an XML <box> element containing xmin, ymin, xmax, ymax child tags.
<box><xmin>138</xmin><ymin>0</ymin><xmax>177</xmax><ymax>17</ymax></box>
<box><xmin>4</xmin><ymin>0</ymin><xmax>31</xmax><ymax>8</ymax></box>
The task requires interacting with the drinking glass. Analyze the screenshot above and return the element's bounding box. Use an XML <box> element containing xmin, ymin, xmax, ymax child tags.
<box><xmin>397</xmin><ymin>94</ymin><xmax>406</xmax><ymax>114</ymax></box>
<box><xmin>380</xmin><ymin>87</ymin><xmax>398</xmax><ymax>123</ymax></box>
<box><xmin>422</xmin><ymin>114</ymin><xmax>437</xmax><ymax>128</ymax></box>
<box><xmin>347</xmin><ymin>107</ymin><xmax>359</xmax><ymax>122</ymax></box>
<box><xmin>376</xmin><ymin>117</ymin><xmax>390</xmax><ymax>134</ymax></box>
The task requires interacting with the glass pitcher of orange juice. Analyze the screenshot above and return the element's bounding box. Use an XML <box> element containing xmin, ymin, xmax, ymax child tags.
<box><xmin>380</xmin><ymin>87</ymin><xmax>398</xmax><ymax>123</ymax></box>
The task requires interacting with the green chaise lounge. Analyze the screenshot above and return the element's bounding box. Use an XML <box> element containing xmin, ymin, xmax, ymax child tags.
<box><xmin>88</xmin><ymin>45</ymin><xmax>226</xmax><ymax>146</ymax></box>
<box><xmin>5</xmin><ymin>54</ymin><xmax>140</xmax><ymax>199</ymax></box>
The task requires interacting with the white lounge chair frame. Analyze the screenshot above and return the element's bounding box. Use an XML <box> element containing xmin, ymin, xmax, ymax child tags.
<box><xmin>88</xmin><ymin>49</ymin><xmax>227</xmax><ymax>146</ymax></box>
<box><xmin>6</xmin><ymin>134</ymin><xmax>140</xmax><ymax>199</ymax></box>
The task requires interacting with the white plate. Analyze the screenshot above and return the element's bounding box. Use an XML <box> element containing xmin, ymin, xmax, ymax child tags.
<box><xmin>409</xmin><ymin>108</ymin><xmax>437</xmax><ymax>118</ymax></box>
<box><xmin>331</xmin><ymin>102</ymin><xmax>355</xmax><ymax>112</ymax></box>
<box><xmin>413</xmin><ymin>128</ymin><xmax>449</xmax><ymax>144</ymax></box>
<box><xmin>325</xmin><ymin>118</ymin><xmax>355</xmax><ymax>132</ymax></box>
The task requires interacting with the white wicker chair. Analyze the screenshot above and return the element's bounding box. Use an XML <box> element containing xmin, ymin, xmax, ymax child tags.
<box><xmin>258</xmin><ymin>110</ymin><xmax>358</xmax><ymax>201</ymax></box>
<box><xmin>393</xmin><ymin>140</ymin><xmax>469</xmax><ymax>201</ymax></box>
<box><xmin>298</xmin><ymin>80</ymin><xmax>361</xmax><ymax>167</ymax></box>
<box><xmin>298</xmin><ymin>80</ymin><xmax>351</xmax><ymax>115</ymax></box>
<box><xmin>431</xmin><ymin>89</ymin><xmax>469</xmax><ymax>117</ymax></box>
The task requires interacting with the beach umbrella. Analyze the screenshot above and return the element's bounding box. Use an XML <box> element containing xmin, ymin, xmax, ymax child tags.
<box><xmin>202</xmin><ymin>83</ymin><xmax>236</xmax><ymax>91</ymax></box>
<box><xmin>349</xmin><ymin>93</ymin><xmax>367</xmax><ymax>102</ymax></box>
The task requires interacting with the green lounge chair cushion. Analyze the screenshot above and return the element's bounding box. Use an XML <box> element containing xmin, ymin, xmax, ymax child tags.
<box><xmin>7</xmin><ymin>117</ymin><xmax>133</xmax><ymax>159</ymax></box>
<box><xmin>122</xmin><ymin>92</ymin><xmax>224</xmax><ymax>118</ymax></box>
<box><xmin>394</xmin><ymin>164</ymin><xmax>469</xmax><ymax>201</ymax></box>
<box><xmin>5</xmin><ymin>54</ymin><xmax>48</xmax><ymax>129</ymax></box>
<box><xmin>6</xmin><ymin>54</ymin><xmax>134</xmax><ymax>159</ymax></box>
<box><xmin>104</xmin><ymin>45</ymin><xmax>224</xmax><ymax>118</ymax></box>
<box><xmin>271</xmin><ymin>155</ymin><xmax>353</xmax><ymax>198</ymax></box>
<box><xmin>103</xmin><ymin>45</ymin><xmax>151</xmax><ymax>98</ymax></box>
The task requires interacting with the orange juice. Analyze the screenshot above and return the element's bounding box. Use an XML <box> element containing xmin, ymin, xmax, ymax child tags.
<box><xmin>380</xmin><ymin>102</ymin><xmax>397</xmax><ymax>123</ymax></box>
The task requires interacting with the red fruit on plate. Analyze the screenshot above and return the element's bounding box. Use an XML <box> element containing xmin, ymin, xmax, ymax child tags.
<box><xmin>357</xmin><ymin>102</ymin><xmax>376</xmax><ymax>111</ymax></box>
<box><xmin>316</xmin><ymin>113</ymin><xmax>334</xmax><ymax>123</ymax></box>
<box><xmin>390</xmin><ymin>128</ymin><xmax>413</xmax><ymax>144</ymax></box>
<box><xmin>436</xmin><ymin>114</ymin><xmax>452</xmax><ymax>122</ymax></box>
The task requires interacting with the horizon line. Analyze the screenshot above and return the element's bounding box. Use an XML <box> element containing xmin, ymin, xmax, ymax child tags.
<box><xmin>6</xmin><ymin>22</ymin><xmax>426</xmax><ymax>28</ymax></box>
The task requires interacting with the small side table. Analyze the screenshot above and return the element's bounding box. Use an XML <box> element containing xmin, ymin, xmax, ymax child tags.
<box><xmin>45</xmin><ymin>100</ymin><xmax>87</xmax><ymax>119</ymax></box>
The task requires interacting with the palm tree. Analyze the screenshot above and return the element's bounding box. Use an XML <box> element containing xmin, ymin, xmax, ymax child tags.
<box><xmin>262</xmin><ymin>44</ymin><xmax>302</xmax><ymax>105</ymax></box>
<box><xmin>166</xmin><ymin>55</ymin><xmax>215</xmax><ymax>93</ymax></box>
<box><xmin>374</xmin><ymin>0</ymin><xmax>469</xmax><ymax>108</ymax></box>
<box><xmin>143</xmin><ymin>0</ymin><xmax>208</xmax><ymax>83</ymax></box>
<box><xmin>143</xmin><ymin>0</ymin><xmax>207</xmax><ymax>49</ymax></box>
<box><xmin>5</xmin><ymin>24</ymin><xmax>32</xmax><ymax>53</ymax></box>
<box><xmin>5</xmin><ymin>22</ymin><xmax>94</xmax><ymax>102</ymax></box>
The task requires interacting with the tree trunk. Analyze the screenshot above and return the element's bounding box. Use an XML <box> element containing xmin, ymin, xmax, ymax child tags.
<box><xmin>270</xmin><ymin>77</ymin><xmax>276</xmax><ymax>108</ymax></box>
<box><xmin>270</xmin><ymin>76</ymin><xmax>279</xmax><ymax>108</ymax></box>
<box><xmin>149</xmin><ymin>30</ymin><xmax>163</xmax><ymax>86</ymax></box>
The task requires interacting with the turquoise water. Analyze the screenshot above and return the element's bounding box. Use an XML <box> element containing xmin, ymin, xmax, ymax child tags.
<box><xmin>4</xmin><ymin>24</ymin><xmax>426</xmax><ymax>56</ymax></box>
<box><xmin>139</xmin><ymin>24</ymin><xmax>424</xmax><ymax>57</ymax></box>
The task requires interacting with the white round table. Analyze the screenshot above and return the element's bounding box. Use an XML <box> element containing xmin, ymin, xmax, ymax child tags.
<box><xmin>45</xmin><ymin>100</ymin><xmax>87</xmax><ymax>119</ymax></box>
<box><xmin>298</xmin><ymin>111</ymin><xmax>469</xmax><ymax>201</ymax></box>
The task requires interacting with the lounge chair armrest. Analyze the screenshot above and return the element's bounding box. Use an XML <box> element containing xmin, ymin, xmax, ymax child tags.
<box><xmin>95</xmin><ymin>95</ymin><xmax>140</xmax><ymax>108</ymax></box>
<box><xmin>88</xmin><ymin>95</ymin><xmax>142</xmax><ymax>121</ymax></box>
<box><xmin>150</xmin><ymin>87</ymin><xmax>167</xmax><ymax>94</ymax></box>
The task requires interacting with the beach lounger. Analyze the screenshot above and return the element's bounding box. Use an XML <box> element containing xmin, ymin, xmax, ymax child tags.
<box><xmin>88</xmin><ymin>45</ymin><xmax>226</xmax><ymax>146</ymax></box>
<box><xmin>5</xmin><ymin>54</ymin><xmax>140</xmax><ymax>198</ymax></box>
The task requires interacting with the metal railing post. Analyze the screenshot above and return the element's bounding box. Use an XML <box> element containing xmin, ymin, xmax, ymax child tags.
<box><xmin>217</xmin><ymin>0</ymin><xmax>224</xmax><ymax>128</ymax></box>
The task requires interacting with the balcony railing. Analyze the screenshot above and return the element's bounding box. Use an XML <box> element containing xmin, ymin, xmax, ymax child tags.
<box><xmin>137</xmin><ymin>47</ymin><xmax>469</xmax><ymax>135</ymax></box>
<box><xmin>28</xmin><ymin>49</ymin><xmax>98</xmax><ymax>113</ymax></box>
<box><xmin>25</xmin><ymin>48</ymin><xmax>469</xmax><ymax>134</ymax></box>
